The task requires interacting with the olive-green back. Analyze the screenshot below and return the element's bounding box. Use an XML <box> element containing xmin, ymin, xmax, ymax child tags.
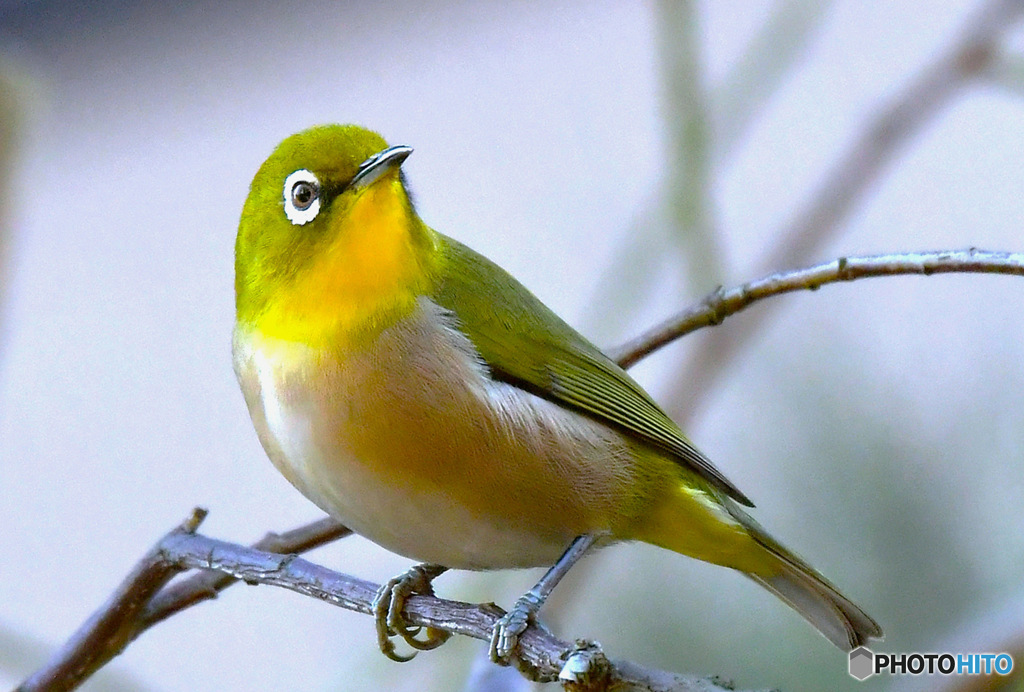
<box><xmin>430</xmin><ymin>235</ymin><xmax>753</xmax><ymax>507</ymax></box>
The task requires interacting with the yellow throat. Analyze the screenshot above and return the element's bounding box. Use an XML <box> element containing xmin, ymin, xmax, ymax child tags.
<box><xmin>253</xmin><ymin>173</ymin><xmax>435</xmax><ymax>349</ymax></box>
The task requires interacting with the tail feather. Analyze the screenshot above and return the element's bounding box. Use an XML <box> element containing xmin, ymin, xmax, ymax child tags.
<box><xmin>745</xmin><ymin>560</ymin><xmax>882</xmax><ymax>650</ymax></box>
<box><xmin>635</xmin><ymin>481</ymin><xmax>883</xmax><ymax>650</ymax></box>
<box><xmin>727</xmin><ymin>500</ymin><xmax>883</xmax><ymax>650</ymax></box>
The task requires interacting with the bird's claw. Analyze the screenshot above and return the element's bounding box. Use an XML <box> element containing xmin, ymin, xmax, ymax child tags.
<box><xmin>489</xmin><ymin>591</ymin><xmax>542</xmax><ymax>663</ymax></box>
<box><xmin>372</xmin><ymin>563</ymin><xmax>450</xmax><ymax>662</ymax></box>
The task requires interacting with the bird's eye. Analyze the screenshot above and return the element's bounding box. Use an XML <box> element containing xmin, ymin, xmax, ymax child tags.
<box><xmin>283</xmin><ymin>169</ymin><xmax>321</xmax><ymax>225</ymax></box>
<box><xmin>292</xmin><ymin>182</ymin><xmax>315</xmax><ymax>208</ymax></box>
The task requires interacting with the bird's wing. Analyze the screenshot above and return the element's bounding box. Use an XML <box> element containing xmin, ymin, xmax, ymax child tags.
<box><xmin>430</xmin><ymin>235</ymin><xmax>753</xmax><ymax>507</ymax></box>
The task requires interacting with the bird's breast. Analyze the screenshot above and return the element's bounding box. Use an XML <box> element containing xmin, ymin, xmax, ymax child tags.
<box><xmin>233</xmin><ymin>299</ymin><xmax>662</xmax><ymax>569</ymax></box>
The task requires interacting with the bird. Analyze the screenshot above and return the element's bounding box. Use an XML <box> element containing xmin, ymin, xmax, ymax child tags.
<box><xmin>232</xmin><ymin>124</ymin><xmax>882</xmax><ymax>663</ymax></box>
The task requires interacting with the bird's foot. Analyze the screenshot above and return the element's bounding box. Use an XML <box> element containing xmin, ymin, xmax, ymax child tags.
<box><xmin>372</xmin><ymin>563</ymin><xmax>450</xmax><ymax>662</ymax></box>
<box><xmin>489</xmin><ymin>591</ymin><xmax>543</xmax><ymax>664</ymax></box>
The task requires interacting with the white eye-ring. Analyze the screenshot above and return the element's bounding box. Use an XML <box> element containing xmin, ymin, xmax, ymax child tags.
<box><xmin>283</xmin><ymin>169</ymin><xmax>321</xmax><ymax>225</ymax></box>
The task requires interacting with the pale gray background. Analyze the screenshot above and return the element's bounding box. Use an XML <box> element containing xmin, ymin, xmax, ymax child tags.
<box><xmin>1</xmin><ymin>2</ymin><xmax>1022</xmax><ymax>690</ymax></box>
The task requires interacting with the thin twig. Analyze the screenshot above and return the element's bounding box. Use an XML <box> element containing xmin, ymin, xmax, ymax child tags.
<box><xmin>669</xmin><ymin>0</ymin><xmax>1024</xmax><ymax>421</ymax></box>
<box><xmin>610</xmin><ymin>248</ymin><xmax>1024</xmax><ymax>368</ymax></box>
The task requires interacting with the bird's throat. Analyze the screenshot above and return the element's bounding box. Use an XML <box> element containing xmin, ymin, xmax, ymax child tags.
<box><xmin>253</xmin><ymin>180</ymin><xmax>433</xmax><ymax>350</ymax></box>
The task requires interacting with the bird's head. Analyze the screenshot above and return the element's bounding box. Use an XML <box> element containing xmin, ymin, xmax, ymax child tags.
<box><xmin>236</xmin><ymin>125</ymin><xmax>435</xmax><ymax>346</ymax></box>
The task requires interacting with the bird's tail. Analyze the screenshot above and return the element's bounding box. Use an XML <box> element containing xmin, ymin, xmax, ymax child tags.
<box><xmin>631</xmin><ymin>479</ymin><xmax>882</xmax><ymax>650</ymax></box>
<box><xmin>726</xmin><ymin>500</ymin><xmax>883</xmax><ymax>651</ymax></box>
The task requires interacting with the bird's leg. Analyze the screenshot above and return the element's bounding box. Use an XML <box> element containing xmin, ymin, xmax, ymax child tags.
<box><xmin>372</xmin><ymin>563</ymin><xmax>450</xmax><ymax>662</ymax></box>
<box><xmin>489</xmin><ymin>534</ymin><xmax>598</xmax><ymax>663</ymax></box>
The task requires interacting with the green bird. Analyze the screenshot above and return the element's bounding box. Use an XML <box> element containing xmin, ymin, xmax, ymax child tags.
<box><xmin>232</xmin><ymin>124</ymin><xmax>882</xmax><ymax>662</ymax></box>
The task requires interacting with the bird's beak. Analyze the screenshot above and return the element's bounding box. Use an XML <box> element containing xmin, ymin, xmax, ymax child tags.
<box><xmin>351</xmin><ymin>145</ymin><xmax>413</xmax><ymax>190</ymax></box>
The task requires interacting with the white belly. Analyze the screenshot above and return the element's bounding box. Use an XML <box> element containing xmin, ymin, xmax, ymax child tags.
<box><xmin>233</xmin><ymin>299</ymin><xmax>641</xmax><ymax>570</ymax></box>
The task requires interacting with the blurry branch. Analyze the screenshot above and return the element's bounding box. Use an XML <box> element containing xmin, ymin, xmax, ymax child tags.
<box><xmin>610</xmin><ymin>248</ymin><xmax>1024</xmax><ymax>368</ymax></box>
<box><xmin>711</xmin><ymin>0</ymin><xmax>833</xmax><ymax>161</ymax></box>
<box><xmin>19</xmin><ymin>510</ymin><xmax>753</xmax><ymax>692</ymax></box>
<box><xmin>584</xmin><ymin>204</ymin><xmax>669</xmax><ymax>341</ymax></box>
<box><xmin>20</xmin><ymin>247</ymin><xmax>1024</xmax><ymax>692</ymax></box>
<box><xmin>0</xmin><ymin>64</ymin><xmax>22</xmax><ymax>346</ymax></box>
<box><xmin>657</xmin><ymin>0</ymin><xmax>723</xmax><ymax>295</ymax></box>
<box><xmin>589</xmin><ymin>0</ymin><xmax>827</xmax><ymax>341</ymax></box>
<box><xmin>669</xmin><ymin>0</ymin><xmax>1024</xmax><ymax>421</ymax></box>
<box><xmin>984</xmin><ymin>50</ymin><xmax>1024</xmax><ymax>93</ymax></box>
<box><xmin>0</xmin><ymin>63</ymin><xmax>31</xmax><ymax>681</ymax></box>
<box><xmin>586</xmin><ymin>0</ymin><xmax>725</xmax><ymax>340</ymax></box>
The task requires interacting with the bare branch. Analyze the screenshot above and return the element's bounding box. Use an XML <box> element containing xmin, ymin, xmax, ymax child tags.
<box><xmin>610</xmin><ymin>248</ymin><xmax>1024</xmax><ymax>368</ymax></box>
<box><xmin>669</xmin><ymin>0</ymin><xmax>1024</xmax><ymax>420</ymax></box>
<box><xmin>157</xmin><ymin>534</ymin><xmax>759</xmax><ymax>691</ymax></box>
<box><xmin>14</xmin><ymin>4</ymin><xmax>1024</xmax><ymax>690</ymax></box>
<box><xmin>20</xmin><ymin>516</ymin><xmax>755</xmax><ymax>692</ymax></box>
<box><xmin>22</xmin><ymin>245</ymin><xmax>1024</xmax><ymax>691</ymax></box>
<box><xmin>22</xmin><ymin>246</ymin><xmax>1022</xmax><ymax>691</ymax></box>
<box><xmin>139</xmin><ymin>516</ymin><xmax>349</xmax><ymax>631</ymax></box>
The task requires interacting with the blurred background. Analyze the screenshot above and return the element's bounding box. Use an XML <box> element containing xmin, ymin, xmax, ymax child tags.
<box><xmin>1</xmin><ymin>1</ymin><xmax>1023</xmax><ymax>690</ymax></box>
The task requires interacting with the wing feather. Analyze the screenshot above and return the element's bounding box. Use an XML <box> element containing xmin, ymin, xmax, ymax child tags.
<box><xmin>431</xmin><ymin>235</ymin><xmax>753</xmax><ymax>507</ymax></box>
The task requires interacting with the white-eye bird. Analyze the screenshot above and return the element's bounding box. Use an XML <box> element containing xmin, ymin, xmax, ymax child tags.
<box><xmin>232</xmin><ymin>124</ymin><xmax>882</xmax><ymax>662</ymax></box>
